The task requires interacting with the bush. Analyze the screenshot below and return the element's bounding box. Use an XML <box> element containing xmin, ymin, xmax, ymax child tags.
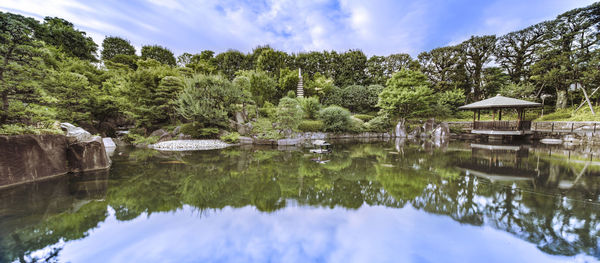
<box><xmin>364</xmin><ymin>115</ymin><xmax>392</xmax><ymax>132</ymax></box>
<box><xmin>276</xmin><ymin>97</ymin><xmax>303</xmax><ymax>131</ymax></box>
<box><xmin>251</xmin><ymin>118</ymin><xmax>283</xmax><ymax>139</ymax></box>
<box><xmin>319</xmin><ymin>106</ymin><xmax>351</xmax><ymax>132</ymax></box>
<box><xmin>286</xmin><ymin>90</ymin><xmax>296</xmax><ymax>98</ymax></box>
<box><xmin>259</xmin><ymin>101</ymin><xmax>276</xmax><ymax>119</ymax></box>
<box><xmin>128</xmin><ymin>134</ymin><xmax>160</xmax><ymax>145</ymax></box>
<box><xmin>220</xmin><ymin>132</ymin><xmax>240</xmax><ymax>143</ymax></box>
<box><xmin>298</xmin><ymin>120</ymin><xmax>324</xmax><ymax>132</ymax></box>
<box><xmin>0</xmin><ymin>124</ymin><xmax>63</xmax><ymax>135</ymax></box>
<box><xmin>353</xmin><ymin>114</ymin><xmax>374</xmax><ymax>122</ymax></box>
<box><xmin>536</xmin><ymin>109</ymin><xmax>572</xmax><ymax>121</ymax></box>
<box><xmin>180</xmin><ymin>123</ymin><xmax>219</xmax><ymax>138</ymax></box>
<box><xmin>298</xmin><ymin>97</ymin><xmax>321</xmax><ymax>119</ymax></box>
<box><xmin>349</xmin><ymin>116</ymin><xmax>365</xmax><ymax>133</ymax></box>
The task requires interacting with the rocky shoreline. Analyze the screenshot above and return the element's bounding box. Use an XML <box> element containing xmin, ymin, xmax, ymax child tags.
<box><xmin>149</xmin><ymin>140</ymin><xmax>232</xmax><ymax>151</ymax></box>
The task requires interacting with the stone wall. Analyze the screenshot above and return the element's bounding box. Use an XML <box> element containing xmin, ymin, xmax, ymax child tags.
<box><xmin>0</xmin><ymin>133</ymin><xmax>111</xmax><ymax>188</ymax></box>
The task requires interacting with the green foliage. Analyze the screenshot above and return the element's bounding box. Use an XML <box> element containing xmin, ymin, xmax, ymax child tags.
<box><xmin>0</xmin><ymin>124</ymin><xmax>62</xmax><ymax>135</ymax></box>
<box><xmin>276</xmin><ymin>97</ymin><xmax>303</xmax><ymax>131</ymax></box>
<box><xmin>286</xmin><ymin>90</ymin><xmax>296</xmax><ymax>98</ymax></box>
<box><xmin>36</xmin><ymin>17</ymin><xmax>98</xmax><ymax>61</ymax></box>
<box><xmin>234</xmin><ymin>70</ymin><xmax>277</xmax><ymax>107</ymax></box>
<box><xmin>128</xmin><ymin>134</ymin><xmax>160</xmax><ymax>145</ymax></box>
<box><xmin>499</xmin><ymin>83</ymin><xmax>536</xmax><ymax>99</ymax></box>
<box><xmin>378</xmin><ymin>70</ymin><xmax>435</xmax><ymax>120</ymax></box>
<box><xmin>348</xmin><ymin>116</ymin><xmax>365</xmax><ymax>133</ymax></box>
<box><xmin>180</xmin><ymin>123</ymin><xmax>220</xmax><ymax>139</ymax></box>
<box><xmin>433</xmin><ymin>89</ymin><xmax>466</xmax><ymax>117</ymax></box>
<box><xmin>141</xmin><ymin>45</ymin><xmax>176</xmax><ymax>66</ymax></box>
<box><xmin>101</xmin><ymin>36</ymin><xmax>136</xmax><ymax>61</ymax></box>
<box><xmin>329</xmin><ymin>84</ymin><xmax>383</xmax><ymax>113</ymax></box>
<box><xmin>364</xmin><ymin>115</ymin><xmax>392</xmax><ymax>132</ymax></box>
<box><xmin>319</xmin><ymin>106</ymin><xmax>351</xmax><ymax>132</ymax></box>
<box><xmin>298</xmin><ymin>97</ymin><xmax>321</xmax><ymax>119</ymax></box>
<box><xmin>298</xmin><ymin>120</ymin><xmax>324</xmax><ymax>132</ymax></box>
<box><xmin>251</xmin><ymin>118</ymin><xmax>282</xmax><ymax>139</ymax></box>
<box><xmin>259</xmin><ymin>101</ymin><xmax>276</xmax><ymax>119</ymax></box>
<box><xmin>353</xmin><ymin>114</ymin><xmax>375</xmax><ymax>122</ymax></box>
<box><xmin>220</xmin><ymin>132</ymin><xmax>240</xmax><ymax>143</ymax></box>
<box><xmin>176</xmin><ymin>74</ymin><xmax>242</xmax><ymax>128</ymax></box>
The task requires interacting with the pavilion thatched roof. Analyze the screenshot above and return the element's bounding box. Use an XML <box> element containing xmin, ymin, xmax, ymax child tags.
<box><xmin>458</xmin><ymin>95</ymin><xmax>541</xmax><ymax>110</ymax></box>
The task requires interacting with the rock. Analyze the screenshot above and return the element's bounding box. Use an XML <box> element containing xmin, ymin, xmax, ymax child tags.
<box><xmin>254</xmin><ymin>138</ymin><xmax>277</xmax><ymax>145</ymax></box>
<box><xmin>158</xmin><ymin>133</ymin><xmax>173</xmax><ymax>143</ymax></box>
<box><xmin>423</xmin><ymin>118</ymin><xmax>436</xmax><ymax>134</ymax></box>
<box><xmin>394</xmin><ymin>121</ymin><xmax>407</xmax><ymax>138</ymax></box>
<box><xmin>67</xmin><ymin>136</ymin><xmax>111</xmax><ymax>173</ymax></box>
<box><xmin>239</xmin><ymin>136</ymin><xmax>253</xmax><ymax>144</ymax></box>
<box><xmin>149</xmin><ymin>129</ymin><xmax>168</xmax><ymax>138</ymax></box>
<box><xmin>0</xmin><ymin>135</ymin><xmax>69</xmax><ymax>187</ymax></box>
<box><xmin>60</xmin><ymin>123</ymin><xmax>94</xmax><ymax>142</ymax></box>
<box><xmin>177</xmin><ymin>133</ymin><xmax>192</xmax><ymax>140</ymax></box>
<box><xmin>102</xmin><ymin>138</ymin><xmax>116</xmax><ymax>157</ymax></box>
<box><xmin>102</xmin><ymin>137</ymin><xmax>116</xmax><ymax>148</ymax></box>
<box><xmin>540</xmin><ymin>138</ymin><xmax>562</xmax><ymax>145</ymax></box>
<box><xmin>278</xmin><ymin>138</ymin><xmax>303</xmax><ymax>146</ymax></box>
<box><xmin>172</xmin><ymin>126</ymin><xmax>181</xmax><ymax>136</ymax></box>
<box><xmin>433</xmin><ymin>123</ymin><xmax>450</xmax><ymax>138</ymax></box>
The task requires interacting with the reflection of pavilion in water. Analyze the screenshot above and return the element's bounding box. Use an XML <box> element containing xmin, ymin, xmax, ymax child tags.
<box><xmin>459</xmin><ymin>143</ymin><xmax>599</xmax><ymax>191</ymax></box>
<box><xmin>460</xmin><ymin>144</ymin><xmax>533</xmax><ymax>183</ymax></box>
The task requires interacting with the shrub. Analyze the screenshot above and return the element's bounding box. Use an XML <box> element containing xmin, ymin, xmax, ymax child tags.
<box><xmin>298</xmin><ymin>97</ymin><xmax>321</xmax><ymax>119</ymax></box>
<box><xmin>276</xmin><ymin>97</ymin><xmax>303</xmax><ymax>131</ymax></box>
<box><xmin>180</xmin><ymin>123</ymin><xmax>219</xmax><ymax>138</ymax></box>
<box><xmin>0</xmin><ymin>124</ymin><xmax>63</xmax><ymax>135</ymax></box>
<box><xmin>220</xmin><ymin>132</ymin><xmax>240</xmax><ymax>143</ymax></box>
<box><xmin>536</xmin><ymin>109</ymin><xmax>572</xmax><ymax>121</ymax></box>
<box><xmin>319</xmin><ymin>106</ymin><xmax>351</xmax><ymax>132</ymax></box>
<box><xmin>251</xmin><ymin>118</ymin><xmax>283</xmax><ymax>139</ymax></box>
<box><xmin>349</xmin><ymin>116</ymin><xmax>365</xmax><ymax>133</ymax></box>
<box><xmin>129</xmin><ymin>134</ymin><xmax>160</xmax><ymax>145</ymax></box>
<box><xmin>298</xmin><ymin>120</ymin><xmax>324</xmax><ymax>132</ymax></box>
<box><xmin>286</xmin><ymin>90</ymin><xmax>296</xmax><ymax>98</ymax></box>
<box><xmin>364</xmin><ymin>115</ymin><xmax>392</xmax><ymax>132</ymax></box>
<box><xmin>353</xmin><ymin>114</ymin><xmax>374</xmax><ymax>122</ymax></box>
<box><xmin>259</xmin><ymin>101</ymin><xmax>276</xmax><ymax>119</ymax></box>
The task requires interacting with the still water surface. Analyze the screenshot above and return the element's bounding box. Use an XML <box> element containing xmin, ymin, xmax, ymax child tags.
<box><xmin>1</xmin><ymin>140</ymin><xmax>599</xmax><ymax>263</ymax></box>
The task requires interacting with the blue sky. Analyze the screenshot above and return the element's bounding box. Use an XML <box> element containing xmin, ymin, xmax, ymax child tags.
<box><xmin>0</xmin><ymin>0</ymin><xmax>597</xmax><ymax>57</ymax></box>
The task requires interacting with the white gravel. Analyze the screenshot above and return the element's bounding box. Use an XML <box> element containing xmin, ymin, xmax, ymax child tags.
<box><xmin>149</xmin><ymin>140</ymin><xmax>232</xmax><ymax>151</ymax></box>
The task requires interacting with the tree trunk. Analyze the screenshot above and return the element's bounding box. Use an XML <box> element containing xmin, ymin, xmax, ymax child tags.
<box><xmin>556</xmin><ymin>90</ymin><xmax>568</xmax><ymax>109</ymax></box>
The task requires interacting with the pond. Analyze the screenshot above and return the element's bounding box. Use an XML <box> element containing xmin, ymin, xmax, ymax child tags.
<box><xmin>1</xmin><ymin>139</ymin><xmax>599</xmax><ymax>263</ymax></box>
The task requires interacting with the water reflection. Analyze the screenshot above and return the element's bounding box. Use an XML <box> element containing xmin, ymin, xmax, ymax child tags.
<box><xmin>0</xmin><ymin>141</ymin><xmax>599</xmax><ymax>262</ymax></box>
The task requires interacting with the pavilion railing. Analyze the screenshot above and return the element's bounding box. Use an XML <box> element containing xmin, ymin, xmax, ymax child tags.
<box><xmin>473</xmin><ymin>120</ymin><xmax>532</xmax><ymax>131</ymax></box>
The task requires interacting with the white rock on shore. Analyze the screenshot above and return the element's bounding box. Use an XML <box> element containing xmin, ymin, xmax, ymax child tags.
<box><xmin>149</xmin><ymin>140</ymin><xmax>231</xmax><ymax>151</ymax></box>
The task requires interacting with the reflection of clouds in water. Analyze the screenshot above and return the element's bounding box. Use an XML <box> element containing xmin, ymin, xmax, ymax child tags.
<box><xmin>57</xmin><ymin>205</ymin><xmax>595</xmax><ymax>263</ymax></box>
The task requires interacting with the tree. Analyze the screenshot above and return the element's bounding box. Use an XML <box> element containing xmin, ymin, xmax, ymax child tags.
<box><xmin>234</xmin><ymin>70</ymin><xmax>277</xmax><ymax>107</ymax></box>
<box><xmin>101</xmin><ymin>36</ymin><xmax>136</xmax><ymax>61</ymax></box>
<box><xmin>377</xmin><ymin>70</ymin><xmax>435</xmax><ymax>120</ymax></box>
<box><xmin>335</xmin><ymin>49</ymin><xmax>368</xmax><ymax>87</ymax></box>
<box><xmin>418</xmin><ymin>46</ymin><xmax>464</xmax><ymax>92</ymax></box>
<box><xmin>460</xmin><ymin>35</ymin><xmax>497</xmax><ymax>100</ymax></box>
<box><xmin>495</xmin><ymin>22</ymin><xmax>549</xmax><ymax>84</ymax></box>
<box><xmin>276</xmin><ymin>97</ymin><xmax>303</xmax><ymax>132</ymax></box>
<box><xmin>319</xmin><ymin>105</ymin><xmax>352</xmax><ymax>132</ymax></box>
<box><xmin>36</xmin><ymin>17</ymin><xmax>98</xmax><ymax>61</ymax></box>
<box><xmin>141</xmin><ymin>45</ymin><xmax>176</xmax><ymax>66</ymax></box>
<box><xmin>215</xmin><ymin>50</ymin><xmax>249</xmax><ymax>80</ymax></box>
<box><xmin>0</xmin><ymin>12</ymin><xmax>47</xmax><ymax>124</ymax></box>
<box><xmin>256</xmin><ymin>48</ymin><xmax>288</xmax><ymax>79</ymax></box>
<box><xmin>176</xmin><ymin>74</ymin><xmax>242</xmax><ymax>127</ymax></box>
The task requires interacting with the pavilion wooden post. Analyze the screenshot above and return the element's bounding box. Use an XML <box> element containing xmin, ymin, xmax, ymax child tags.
<box><xmin>499</xmin><ymin>109</ymin><xmax>502</xmax><ymax>121</ymax></box>
<box><xmin>477</xmin><ymin>110</ymin><xmax>480</xmax><ymax>120</ymax></box>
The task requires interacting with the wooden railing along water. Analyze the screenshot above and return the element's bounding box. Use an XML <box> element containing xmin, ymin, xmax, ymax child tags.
<box><xmin>472</xmin><ymin>120</ymin><xmax>532</xmax><ymax>131</ymax></box>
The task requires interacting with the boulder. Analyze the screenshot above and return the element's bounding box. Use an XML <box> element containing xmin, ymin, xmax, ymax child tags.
<box><xmin>394</xmin><ymin>121</ymin><xmax>407</xmax><ymax>138</ymax></box>
<box><xmin>433</xmin><ymin>123</ymin><xmax>450</xmax><ymax>138</ymax></box>
<box><xmin>67</xmin><ymin>136</ymin><xmax>111</xmax><ymax>173</ymax></box>
<box><xmin>0</xmin><ymin>135</ymin><xmax>69</xmax><ymax>187</ymax></box>
<box><xmin>239</xmin><ymin>136</ymin><xmax>253</xmax><ymax>145</ymax></box>
<box><xmin>172</xmin><ymin>126</ymin><xmax>181</xmax><ymax>136</ymax></box>
<box><xmin>177</xmin><ymin>133</ymin><xmax>192</xmax><ymax>140</ymax></box>
<box><xmin>278</xmin><ymin>138</ymin><xmax>303</xmax><ymax>146</ymax></box>
<box><xmin>149</xmin><ymin>129</ymin><xmax>168</xmax><ymax>138</ymax></box>
<box><xmin>60</xmin><ymin>123</ymin><xmax>94</xmax><ymax>142</ymax></box>
<box><xmin>102</xmin><ymin>138</ymin><xmax>117</xmax><ymax>157</ymax></box>
<box><xmin>158</xmin><ymin>133</ymin><xmax>173</xmax><ymax>143</ymax></box>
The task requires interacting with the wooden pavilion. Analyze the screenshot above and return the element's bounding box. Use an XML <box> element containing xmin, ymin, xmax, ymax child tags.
<box><xmin>458</xmin><ymin>95</ymin><xmax>541</xmax><ymax>137</ymax></box>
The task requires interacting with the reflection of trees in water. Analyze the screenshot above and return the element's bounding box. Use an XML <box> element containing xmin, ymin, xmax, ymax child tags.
<box><xmin>1</xmin><ymin>142</ymin><xmax>600</xmax><ymax>262</ymax></box>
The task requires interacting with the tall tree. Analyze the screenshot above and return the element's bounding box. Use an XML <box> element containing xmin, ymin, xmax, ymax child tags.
<box><xmin>0</xmin><ymin>12</ymin><xmax>46</xmax><ymax>124</ymax></box>
<box><xmin>495</xmin><ymin>22</ymin><xmax>550</xmax><ymax>84</ymax></box>
<box><xmin>36</xmin><ymin>17</ymin><xmax>98</xmax><ymax>61</ymax></box>
<box><xmin>101</xmin><ymin>36</ymin><xmax>136</xmax><ymax>61</ymax></box>
<box><xmin>214</xmin><ymin>50</ymin><xmax>248</xmax><ymax>80</ymax></box>
<box><xmin>418</xmin><ymin>46</ymin><xmax>463</xmax><ymax>92</ymax></box>
<box><xmin>460</xmin><ymin>35</ymin><xmax>497</xmax><ymax>100</ymax></box>
<box><xmin>141</xmin><ymin>45</ymin><xmax>176</xmax><ymax>66</ymax></box>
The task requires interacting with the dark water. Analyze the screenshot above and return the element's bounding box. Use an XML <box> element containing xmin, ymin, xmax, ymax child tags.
<box><xmin>1</xmin><ymin>140</ymin><xmax>600</xmax><ymax>263</ymax></box>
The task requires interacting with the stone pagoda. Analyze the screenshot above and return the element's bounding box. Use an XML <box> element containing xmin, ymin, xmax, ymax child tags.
<box><xmin>297</xmin><ymin>68</ymin><xmax>304</xmax><ymax>98</ymax></box>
